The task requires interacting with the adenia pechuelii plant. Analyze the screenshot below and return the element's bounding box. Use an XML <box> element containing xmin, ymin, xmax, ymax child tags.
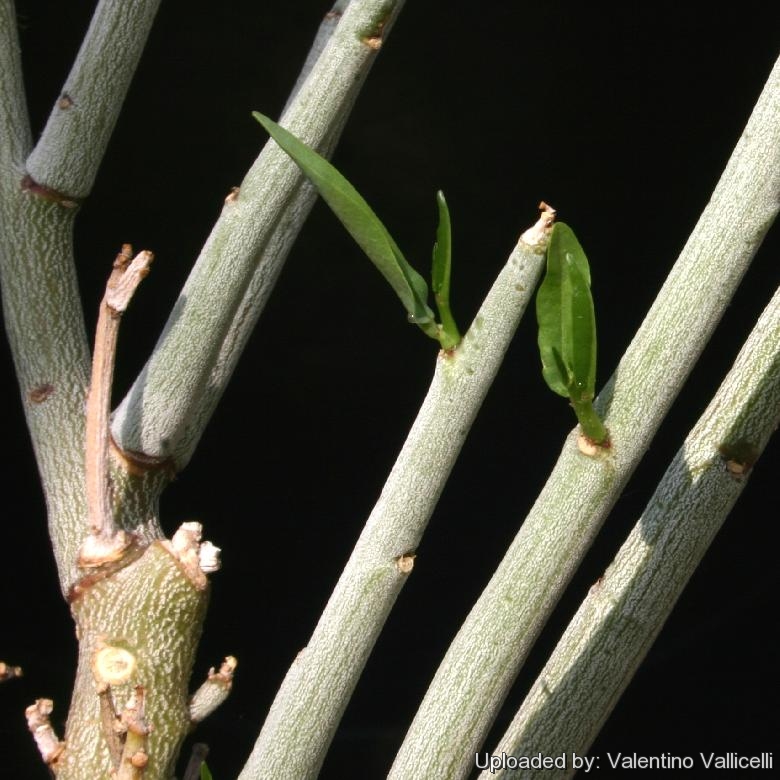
<box><xmin>536</xmin><ymin>221</ymin><xmax>609</xmax><ymax>447</ymax></box>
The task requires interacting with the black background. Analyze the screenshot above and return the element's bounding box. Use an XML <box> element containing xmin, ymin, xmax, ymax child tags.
<box><xmin>2</xmin><ymin>2</ymin><xmax>778</xmax><ymax>777</ymax></box>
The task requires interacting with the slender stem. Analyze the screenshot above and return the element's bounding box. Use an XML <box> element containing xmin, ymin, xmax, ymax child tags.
<box><xmin>237</xmin><ymin>209</ymin><xmax>552</xmax><ymax>780</ymax></box>
<box><xmin>85</xmin><ymin>247</ymin><xmax>153</xmax><ymax>541</ymax></box>
<box><xmin>112</xmin><ymin>0</ymin><xmax>408</xmax><ymax>468</ymax></box>
<box><xmin>282</xmin><ymin>0</ymin><xmax>351</xmax><ymax>113</ymax></box>
<box><xmin>484</xmin><ymin>285</ymin><xmax>780</xmax><ymax>780</ymax></box>
<box><xmin>388</xmin><ymin>53</ymin><xmax>780</xmax><ymax>780</ymax></box>
<box><xmin>435</xmin><ymin>297</ymin><xmax>461</xmax><ymax>350</ymax></box>
<box><xmin>188</xmin><ymin>656</ymin><xmax>237</xmax><ymax>724</ymax></box>
<box><xmin>25</xmin><ymin>0</ymin><xmax>162</xmax><ymax>199</ymax></box>
<box><xmin>0</xmin><ymin>0</ymin><xmax>33</xmax><ymax>177</ymax></box>
<box><xmin>571</xmin><ymin>398</ymin><xmax>608</xmax><ymax>446</ymax></box>
<box><xmin>80</xmin><ymin>248</ymin><xmax>153</xmax><ymax>568</ymax></box>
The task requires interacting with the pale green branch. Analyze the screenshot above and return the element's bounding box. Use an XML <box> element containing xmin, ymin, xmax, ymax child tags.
<box><xmin>0</xmin><ymin>0</ymin><xmax>32</xmax><ymax>178</ymax></box>
<box><xmin>112</xmin><ymin>0</ymin><xmax>406</xmax><ymax>468</ymax></box>
<box><xmin>483</xmin><ymin>284</ymin><xmax>780</xmax><ymax>780</ymax></box>
<box><xmin>25</xmin><ymin>0</ymin><xmax>162</xmax><ymax>199</ymax></box>
<box><xmin>283</xmin><ymin>0</ymin><xmax>351</xmax><ymax>112</ymax></box>
<box><xmin>389</xmin><ymin>53</ymin><xmax>780</xmax><ymax>780</ymax></box>
<box><xmin>237</xmin><ymin>210</ymin><xmax>553</xmax><ymax>780</ymax></box>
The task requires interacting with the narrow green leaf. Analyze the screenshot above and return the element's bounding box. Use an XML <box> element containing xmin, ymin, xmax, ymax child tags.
<box><xmin>431</xmin><ymin>191</ymin><xmax>452</xmax><ymax>298</ymax></box>
<box><xmin>253</xmin><ymin>112</ymin><xmax>436</xmax><ymax>328</ymax></box>
<box><xmin>561</xmin><ymin>251</ymin><xmax>596</xmax><ymax>403</ymax></box>
<box><xmin>431</xmin><ymin>191</ymin><xmax>460</xmax><ymax>349</ymax></box>
<box><xmin>536</xmin><ymin>227</ymin><xmax>570</xmax><ymax>397</ymax></box>
<box><xmin>536</xmin><ymin>222</ymin><xmax>596</xmax><ymax>400</ymax></box>
<box><xmin>200</xmin><ymin>761</ymin><xmax>213</xmax><ymax>780</ymax></box>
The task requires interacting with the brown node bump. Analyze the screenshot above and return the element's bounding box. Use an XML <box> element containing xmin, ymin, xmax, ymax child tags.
<box><xmin>395</xmin><ymin>552</ymin><xmax>416</xmax><ymax>574</ymax></box>
<box><xmin>362</xmin><ymin>17</ymin><xmax>387</xmax><ymax>50</ymax></box>
<box><xmin>718</xmin><ymin>439</ymin><xmax>759</xmax><ymax>478</ymax></box>
<box><xmin>58</xmin><ymin>93</ymin><xmax>74</xmax><ymax>110</ymax></box>
<box><xmin>28</xmin><ymin>383</ymin><xmax>55</xmax><ymax>403</ymax></box>
<box><xmin>130</xmin><ymin>750</ymin><xmax>149</xmax><ymax>768</ymax></box>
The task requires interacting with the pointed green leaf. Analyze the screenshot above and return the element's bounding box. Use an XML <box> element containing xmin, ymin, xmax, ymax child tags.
<box><xmin>537</xmin><ymin>226</ymin><xmax>570</xmax><ymax>397</ymax></box>
<box><xmin>561</xmin><ymin>249</ymin><xmax>597</xmax><ymax>403</ymax></box>
<box><xmin>200</xmin><ymin>761</ymin><xmax>214</xmax><ymax>780</ymax></box>
<box><xmin>431</xmin><ymin>190</ymin><xmax>460</xmax><ymax>349</ymax></box>
<box><xmin>431</xmin><ymin>190</ymin><xmax>452</xmax><ymax>298</ymax></box>
<box><xmin>253</xmin><ymin>112</ymin><xmax>435</xmax><ymax>328</ymax></box>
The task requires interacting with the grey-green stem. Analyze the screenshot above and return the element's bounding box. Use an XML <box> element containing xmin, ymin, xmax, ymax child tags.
<box><xmin>111</xmin><ymin>0</ymin><xmax>407</xmax><ymax>469</ymax></box>
<box><xmin>483</xmin><ymin>284</ymin><xmax>780</xmax><ymax>780</ymax></box>
<box><xmin>25</xmin><ymin>0</ymin><xmax>162</xmax><ymax>199</ymax></box>
<box><xmin>389</xmin><ymin>53</ymin><xmax>780</xmax><ymax>780</ymax></box>
<box><xmin>237</xmin><ymin>210</ymin><xmax>552</xmax><ymax>780</ymax></box>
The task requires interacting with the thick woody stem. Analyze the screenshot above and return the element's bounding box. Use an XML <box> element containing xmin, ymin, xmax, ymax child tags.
<box><xmin>25</xmin><ymin>698</ymin><xmax>65</xmax><ymax>766</ymax></box>
<box><xmin>189</xmin><ymin>656</ymin><xmax>238</xmax><ymax>724</ymax></box>
<box><xmin>81</xmin><ymin>246</ymin><xmax>153</xmax><ymax>566</ymax></box>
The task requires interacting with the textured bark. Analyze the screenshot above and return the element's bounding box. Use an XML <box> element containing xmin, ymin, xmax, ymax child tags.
<box><xmin>0</xmin><ymin>188</ymin><xmax>91</xmax><ymax>592</ymax></box>
<box><xmin>60</xmin><ymin>544</ymin><xmax>208</xmax><ymax>779</ymax></box>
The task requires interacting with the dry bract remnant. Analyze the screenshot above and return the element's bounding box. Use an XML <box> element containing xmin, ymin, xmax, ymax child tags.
<box><xmin>25</xmin><ymin>699</ymin><xmax>64</xmax><ymax>765</ymax></box>
<box><xmin>0</xmin><ymin>661</ymin><xmax>23</xmax><ymax>681</ymax></box>
<box><xmin>168</xmin><ymin>521</ymin><xmax>222</xmax><ymax>586</ymax></box>
<box><xmin>519</xmin><ymin>201</ymin><xmax>557</xmax><ymax>250</ymax></box>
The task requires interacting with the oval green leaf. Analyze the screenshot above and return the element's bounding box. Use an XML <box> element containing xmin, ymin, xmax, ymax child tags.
<box><xmin>253</xmin><ymin>112</ymin><xmax>436</xmax><ymax>329</ymax></box>
<box><xmin>536</xmin><ymin>222</ymin><xmax>596</xmax><ymax>400</ymax></box>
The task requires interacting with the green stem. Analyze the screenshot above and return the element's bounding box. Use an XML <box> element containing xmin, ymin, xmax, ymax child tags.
<box><xmin>571</xmin><ymin>398</ymin><xmax>608</xmax><ymax>445</ymax></box>
<box><xmin>435</xmin><ymin>294</ymin><xmax>461</xmax><ymax>350</ymax></box>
